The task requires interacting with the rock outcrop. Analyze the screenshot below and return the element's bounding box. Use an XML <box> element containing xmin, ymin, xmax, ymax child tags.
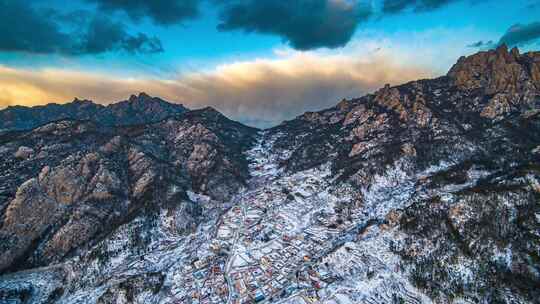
<box><xmin>448</xmin><ymin>45</ymin><xmax>540</xmax><ymax>119</ymax></box>
<box><xmin>0</xmin><ymin>46</ymin><xmax>539</xmax><ymax>304</ymax></box>
<box><xmin>268</xmin><ymin>45</ymin><xmax>540</xmax><ymax>302</ymax></box>
<box><xmin>0</xmin><ymin>107</ymin><xmax>257</xmax><ymax>273</ymax></box>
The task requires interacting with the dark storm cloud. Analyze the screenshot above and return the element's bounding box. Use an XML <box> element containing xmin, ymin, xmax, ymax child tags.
<box><xmin>382</xmin><ymin>0</ymin><xmax>469</xmax><ymax>14</ymax></box>
<box><xmin>467</xmin><ymin>40</ymin><xmax>493</xmax><ymax>48</ymax></box>
<box><xmin>0</xmin><ymin>1</ymin><xmax>162</xmax><ymax>55</ymax></box>
<box><xmin>0</xmin><ymin>50</ymin><xmax>433</xmax><ymax>127</ymax></box>
<box><xmin>498</xmin><ymin>22</ymin><xmax>540</xmax><ymax>47</ymax></box>
<box><xmin>525</xmin><ymin>1</ymin><xmax>540</xmax><ymax>9</ymax></box>
<box><xmin>78</xmin><ymin>15</ymin><xmax>163</xmax><ymax>54</ymax></box>
<box><xmin>465</xmin><ymin>22</ymin><xmax>540</xmax><ymax>50</ymax></box>
<box><xmin>86</xmin><ymin>0</ymin><xmax>200</xmax><ymax>25</ymax></box>
<box><xmin>215</xmin><ymin>0</ymin><xmax>372</xmax><ymax>50</ymax></box>
<box><xmin>0</xmin><ymin>1</ymin><xmax>72</xmax><ymax>54</ymax></box>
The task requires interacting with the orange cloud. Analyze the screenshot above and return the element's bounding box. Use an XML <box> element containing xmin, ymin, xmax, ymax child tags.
<box><xmin>0</xmin><ymin>49</ymin><xmax>435</xmax><ymax>127</ymax></box>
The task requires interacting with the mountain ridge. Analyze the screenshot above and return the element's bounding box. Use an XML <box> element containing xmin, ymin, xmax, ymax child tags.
<box><xmin>264</xmin><ymin>44</ymin><xmax>540</xmax><ymax>302</ymax></box>
<box><xmin>0</xmin><ymin>46</ymin><xmax>539</xmax><ymax>303</ymax></box>
<box><xmin>0</xmin><ymin>92</ymin><xmax>189</xmax><ymax>131</ymax></box>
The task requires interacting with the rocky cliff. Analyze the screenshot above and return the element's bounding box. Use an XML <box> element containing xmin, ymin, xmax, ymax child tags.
<box><xmin>0</xmin><ymin>106</ymin><xmax>257</xmax><ymax>274</ymax></box>
<box><xmin>268</xmin><ymin>45</ymin><xmax>540</xmax><ymax>302</ymax></box>
<box><xmin>0</xmin><ymin>46</ymin><xmax>539</xmax><ymax>304</ymax></box>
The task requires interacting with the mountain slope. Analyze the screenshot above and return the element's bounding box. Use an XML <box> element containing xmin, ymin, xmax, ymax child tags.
<box><xmin>0</xmin><ymin>107</ymin><xmax>257</xmax><ymax>274</ymax></box>
<box><xmin>266</xmin><ymin>44</ymin><xmax>540</xmax><ymax>302</ymax></box>
<box><xmin>0</xmin><ymin>46</ymin><xmax>539</xmax><ymax>304</ymax></box>
<box><xmin>0</xmin><ymin>93</ymin><xmax>188</xmax><ymax>131</ymax></box>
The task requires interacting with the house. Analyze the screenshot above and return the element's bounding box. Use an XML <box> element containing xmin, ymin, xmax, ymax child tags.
<box><xmin>193</xmin><ymin>270</ymin><xmax>205</xmax><ymax>280</ymax></box>
<box><xmin>194</xmin><ymin>259</ymin><xmax>208</xmax><ymax>270</ymax></box>
<box><xmin>254</xmin><ymin>290</ymin><xmax>266</xmax><ymax>302</ymax></box>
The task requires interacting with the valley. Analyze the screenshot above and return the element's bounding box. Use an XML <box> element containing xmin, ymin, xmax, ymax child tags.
<box><xmin>1</xmin><ymin>45</ymin><xmax>539</xmax><ymax>304</ymax></box>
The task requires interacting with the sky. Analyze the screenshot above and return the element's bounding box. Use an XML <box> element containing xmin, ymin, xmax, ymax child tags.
<box><xmin>1</xmin><ymin>0</ymin><xmax>540</xmax><ymax>127</ymax></box>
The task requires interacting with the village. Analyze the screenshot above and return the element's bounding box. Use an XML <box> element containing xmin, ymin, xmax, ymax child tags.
<box><xmin>124</xmin><ymin>133</ymin><xmax>431</xmax><ymax>304</ymax></box>
<box><xmin>167</xmin><ymin>135</ymin><xmax>366</xmax><ymax>304</ymax></box>
<box><xmin>0</xmin><ymin>132</ymin><xmax>431</xmax><ymax>304</ymax></box>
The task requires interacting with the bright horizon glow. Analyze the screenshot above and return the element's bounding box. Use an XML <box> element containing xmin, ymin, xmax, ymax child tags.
<box><xmin>1</xmin><ymin>0</ymin><xmax>539</xmax><ymax>127</ymax></box>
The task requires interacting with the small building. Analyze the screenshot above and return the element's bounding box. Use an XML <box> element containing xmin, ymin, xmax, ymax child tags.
<box><xmin>254</xmin><ymin>290</ymin><xmax>266</xmax><ymax>302</ymax></box>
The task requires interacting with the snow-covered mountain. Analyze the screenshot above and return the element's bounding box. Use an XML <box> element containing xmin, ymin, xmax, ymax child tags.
<box><xmin>0</xmin><ymin>45</ymin><xmax>539</xmax><ymax>304</ymax></box>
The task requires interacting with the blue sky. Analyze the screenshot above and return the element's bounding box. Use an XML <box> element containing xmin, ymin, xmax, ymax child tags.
<box><xmin>1</xmin><ymin>0</ymin><xmax>539</xmax><ymax>126</ymax></box>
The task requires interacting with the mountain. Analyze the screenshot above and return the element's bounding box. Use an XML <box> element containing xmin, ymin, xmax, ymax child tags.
<box><xmin>0</xmin><ymin>107</ymin><xmax>257</xmax><ymax>273</ymax></box>
<box><xmin>0</xmin><ymin>45</ymin><xmax>539</xmax><ymax>304</ymax></box>
<box><xmin>0</xmin><ymin>92</ymin><xmax>188</xmax><ymax>131</ymax></box>
<box><xmin>267</xmin><ymin>44</ymin><xmax>540</xmax><ymax>302</ymax></box>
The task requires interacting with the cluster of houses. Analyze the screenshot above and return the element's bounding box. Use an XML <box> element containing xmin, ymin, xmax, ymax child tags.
<box><xmin>168</xmin><ymin>153</ymin><xmax>363</xmax><ymax>303</ymax></box>
<box><xmin>172</xmin><ymin>256</ymin><xmax>228</xmax><ymax>303</ymax></box>
<box><xmin>227</xmin><ymin>242</ymin><xmax>336</xmax><ymax>304</ymax></box>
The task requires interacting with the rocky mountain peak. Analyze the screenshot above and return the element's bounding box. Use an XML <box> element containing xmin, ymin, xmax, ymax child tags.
<box><xmin>71</xmin><ymin>98</ymin><xmax>95</xmax><ymax>106</ymax></box>
<box><xmin>127</xmin><ymin>92</ymin><xmax>154</xmax><ymax>104</ymax></box>
<box><xmin>0</xmin><ymin>93</ymin><xmax>188</xmax><ymax>131</ymax></box>
<box><xmin>197</xmin><ymin>106</ymin><xmax>223</xmax><ymax>116</ymax></box>
<box><xmin>510</xmin><ymin>45</ymin><xmax>520</xmax><ymax>58</ymax></box>
<box><xmin>447</xmin><ymin>45</ymin><xmax>540</xmax><ymax>94</ymax></box>
<box><xmin>0</xmin><ymin>48</ymin><xmax>539</xmax><ymax>304</ymax></box>
<box><xmin>262</xmin><ymin>47</ymin><xmax>540</xmax><ymax>303</ymax></box>
<box><xmin>0</xmin><ymin>105</ymin><xmax>257</xmax><ymax>275</ymax></box>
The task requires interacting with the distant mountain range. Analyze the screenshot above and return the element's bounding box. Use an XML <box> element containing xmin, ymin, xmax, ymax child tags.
<box><xmin>0</xmin><ymin>92</ymin><xmax>188</xmax><ymax>131</ymax></box>
<box><xmin>0</xmin><ymin>45</ymin><xmax>539</xmax><ymax>304</ymax></box>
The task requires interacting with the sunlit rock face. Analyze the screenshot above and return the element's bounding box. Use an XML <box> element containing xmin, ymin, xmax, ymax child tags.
<box><xmin>0</xmin><ymin>108</ymin><xmax>257</xmax><ymax>274</ymax></box>
<box><xmin>448</xmin><ymin>45</ymin><xmax>540</xmax><ymax>119</ymax></box>
<box><xmin>0</xmin><ymin>46</ymin><xmax>539</xmax><ymax>304</ymax></box>
<box><xmin>268</xmin><ymin>45</ymin><xmax>540</xmax><ymax>302</ymax></box>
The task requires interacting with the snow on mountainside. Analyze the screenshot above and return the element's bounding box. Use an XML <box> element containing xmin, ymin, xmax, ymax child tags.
<box><xmin>0</xmin><ymin>45</ymin><xmax>539</xmax><ymax>304</ymax></box>
<box><xmin>267</xmin><ymin>45</ymin><xmax>540</xmax><ymax>303</ymax></box>
<box><xmin>0</xmin><ymin>107</ymin><xmax>257</xmax><ymax>274</ymax></box>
